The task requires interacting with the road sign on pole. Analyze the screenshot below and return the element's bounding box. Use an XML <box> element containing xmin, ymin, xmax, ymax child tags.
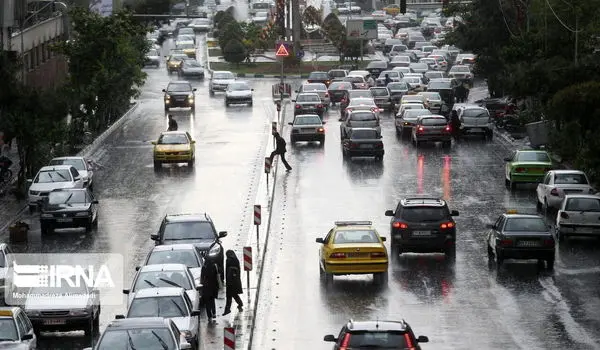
<box><xmin>243</xmin><ymin>246</ymin><xmax>252</xmax><ymax>300</ymax></box>
<box><xmin>276</xmin><ymin>43</ymin><xmax>290</xmax><ymax>57</ymax></box>
<box><xmin>264</xmin><ymin>157</ymin><xmax>272</xmax><ymax>173</ymax></box>
<box><xmin>224</xmin><ymin>327</ymin><xmax>235</xmax><ymax>350</ymax></box>
<box><xmin>272</xmin><ymin>121</ymin><xmax>278</xmax><ymax>133</ymax></box>
<box><xmin>296</xmin><ymin>49</ymin><xmax>305</xmax><ymax>59</ymax></box>
<box><xmin>253</xmin><ymin>205</ymin><xmax>261</xmax><ymax>225</ymax></box>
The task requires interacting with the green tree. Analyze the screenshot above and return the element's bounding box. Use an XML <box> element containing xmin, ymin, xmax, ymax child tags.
<box><xmin>302</xmin><ymin>6</ymin><xmax>322</xmax><ymax>26</ymax></box>
<box><xmin>322</xmin><ymin>13</ymin><xmax>345</xmax><ymax>60</ymax></box>
<box><xmin>219</xmin><ymin>20</ymin><xmax>243</xmax><ymax>51</ymax></box>
<box><xmin>223</xmin><ymin>39</ymin><xmax>247</xmax><ymax>65</ymax></box>
<box><xmin>241</xmin><ymin>22</ymin><xmax>262</xmax><ymax>62</ymax></box>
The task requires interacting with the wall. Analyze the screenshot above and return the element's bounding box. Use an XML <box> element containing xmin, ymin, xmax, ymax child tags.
<box><xmin>24</xmin><ymin>54</ymin><xmax>68</xmax><ymax>89</ymax></box>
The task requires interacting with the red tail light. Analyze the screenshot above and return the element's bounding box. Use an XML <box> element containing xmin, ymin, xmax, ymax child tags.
<box><xmin>445</xmin><ymin>125</ymin><xmax>451</xmax><ymax>132</ymax></box>
<box><xmin>550</xmin><ymin>188</ymin><xmax>559</xmax><ymax>196</ymax></box>
<box><xmin>417</xmin><ymin>126</ymin><xmax>424</xmax><ymax>132</ymax></box>
<box><xmin>371</xmin><ymin>107</ymin><xmax>379</xmax><ymax>112</ymax></box>
<box><xmin>341</xmin><ymin>98</ymin><xmax>347</xmax><ymax>102</ymax></box>
<box><xmin>392</xmin><ymin>222</ymin><xmax>408</xmax><ymax>229</ymax></box>
<box><xmin>317</xmin><ymin>104</ymin><xmax>324</xmax><ymax>108</ymax></box>
<box><xmin>345</xmin><ymin>108</ymin><xmax>352</xmax><ymax>113</ymax></box>
<box><xmin>560</xmin><ymin>211</ymin><xmax>569</xmax><ymax>219</ymax></box>
<box><xmin>339</xmin><ymin>333</ymin><xmax>351</xmax><ymax>350</ymax></box>
<box><xmin>440</xmin><ymin>222</ymin><xmax>455</xmax><ymax>229</ymax></box>
<box><xmin>375</xmin><ymin>142</ymin><xmax>383</xmax><ymax>148</ymax></box>
<box><xmin>370</xmin><ymin>252</ymin><xmax>386</xmax><ymax>258</ymax></box>
<box><xmin>404</xmin><ymin>333</ymin><xmax>414</xmax><ymax>348</ymax></box>
<box><xmin>543</xmin><ymin>238</ymin><xmax>555</xmax><ymax>247</ymax></box>
<box><xmin>499</xmin><ymin>239</ymin><xmax>513</xmax><ymax>246</ymax></box>
<box><xmin>324</xmin><ymin>92</ymin><xmax>329</xmax><ymax>97</ymax></box>
<box><xmin>515</xmin><ymin>167</ymin><xmax>525</xmax><ymax>173</ymax></box>
<box><xmin>317</xmin><ymin>127</ymin><xmax>324</xmax><ymax>133</ymax></box>
<box><xmin>350</xmin><ymin>143</ymin><xmax>359</xmax><ymax>148</ymax></box>
<box><xmin>295</xmin><ymin>105</ymin><xmax>301</xmax><ymax>109</ymax></box>
<box><xmin>329</xmin><ymin>252</ymin><xmax>346</xmax><ymax>258</ymax></box>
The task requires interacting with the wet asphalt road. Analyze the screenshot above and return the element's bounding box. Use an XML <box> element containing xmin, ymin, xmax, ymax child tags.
<box><xmin>252</xmin><ymin>92</ymin><xmax>600</xmax><ymax>349</ymax></box>
<box><xmin>12</xmin><ymin>33</ymin><xmax>282</xmax><ymax>349</ymax></box>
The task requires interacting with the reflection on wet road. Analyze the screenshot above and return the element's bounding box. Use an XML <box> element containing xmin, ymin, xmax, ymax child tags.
<box><xmin>252</xmin><ymin>99</ymin><xmax>600</xmax><ymax>349</ymax></box>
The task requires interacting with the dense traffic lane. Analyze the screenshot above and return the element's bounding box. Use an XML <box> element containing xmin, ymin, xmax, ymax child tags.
<box><xmin>251</xmin><ymin>102</ymin><xmax>600</xmax><ymax>349</ymax></box>
<box><xmin>11</xmin><ymin>37</ymin><xmax>286</xmax><ymax>348</ymax></box>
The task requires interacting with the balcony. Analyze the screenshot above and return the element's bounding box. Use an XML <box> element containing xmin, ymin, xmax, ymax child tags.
<box><xmin>6</xmin><ymin>13</ymin><xmax>65</xmax><ymax>53</ymax></box>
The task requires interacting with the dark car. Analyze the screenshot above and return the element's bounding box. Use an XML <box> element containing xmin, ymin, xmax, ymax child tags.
<box><xmin>328</xmin><ymin>81</ymin><xmax>353</xmax><ymax>105</ymax></box>
<box><xmin>178</xmin><ymin>59</ymin><xmax>205</xmax><ymax>79</ymax></box>
<box><xmin>426</xmin><ymin>78</ymin><xmax>460</xmax><ymax>106</ymax></box>
<box><xmin>151</xmin><ymin>213</ymin><xmax>227</xmax><ymax>282</ymax></box>
<box><xmin>385</xmin><ymin>197</ymin><xmax>459</xmax><ymax>258</ymax></box>
<box><xmin>327</xmin><ymin>69</ymin><xmax>348</xmax><ymax>81</ymax></box>
<box><xmin>411</xmin><ymin>115</ymin><xmax>452</xmax><ymax>147</ymax></box>
<box><xmin>292</xmin><ymin>93</ymin><xmax>326</xmax><ymax>117</ymax></box>
<box><xmin>486</xmin><ymin>213</ymin><xmax>555</xmax><ymax>269</ymax></box>
<box><xmin>370</xmin><ymin>87</ymin><xmax>394</xmax><ymax>111</ymax></box>
<box><xmin>307</xmin><ymin>71</ymin><xmax>331</xmax><ymax>87</ymax></box>
<box><xmin>39</xmin><ymin>188</ymin><xmax>99</xmax><ymax>234</ymax></box>
<box><xmin>365</xmin><ymin>60</ymin><xmax>388</xmax><ymax>77</ymax></box>
<box><xmin>342</xmin><ymin>128</ymin><xmax>384</xmax><ymax>161</ymax></box>
<box><xmin>341</xmin><ymin>90</ymin><xmax>374</xmax><ymax>112</ymax></box>
<box><xmin>324</xmin><ymin>319</ymin><xmax>429</xmax><ymax>350</ymax></box>
<box><xmin>387</xmin><ymin>81</ymin><xmax>410</xmax><ymax>104</ymax></box>
<box><xmin>163</xmin><ymin>81</ymin><xmax>197</xmax><ymax>112</ymax></box>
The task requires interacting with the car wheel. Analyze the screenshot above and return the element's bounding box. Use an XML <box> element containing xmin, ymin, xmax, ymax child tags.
<box><xmin>153</xmin><ymin>161</ymin><xmax>161</xmax><ymax>170</ymax></box>
<box><xmin>191</xmin><ymin>105</ymin><xmax>195</xmax><ymax>112</ymax></box>
<box><xmin>395</xmin><ymin>127</ymin><xmax>401</xmax><ymax>136</ymax></box>
<box><xmin>40</xmin><ymin>224</ymin><xmax>51</xmax><ymax>235</ymax></box>
<box><xmin>188</xmin><ymin>158</ymin><xmax>194</xmax><ymax>167</ymax></box>
<box><xmin>546</xmin><ymin>257</ymin><xmax>555</xmax><ymax>270</ymax></box>
<box><xmin>375</xmin><ymin>155</ymin><xmax>383</xmax><ymax>161</ymax></box>
<box><xmin>442</xmin><ymin>140</ymin><xmax>451</xmax><ymax>148</ymax></box>
<box><xmin>543</xmin><ymin>198</ymin><xmax>549</xmax><ymax>213</ymax></box>
<box><xmin>164</xmin><ymin>105</ymin><xmax>169</xmax><ymax>112</ymax></box>
<box><xmin>248</xmin><ymin>101</ymin><xmax>253</xmax><ymax>107</ymax></box>
<box><xmin>505</xmin><ymin>178</ymin><xmax>510</xmax><ymax>187</ymax></box>
<box><xmin>536</xmin><ymin>199</ymin><xmax>542</xmax><ymax>212</ymax></box>
<box><xmin>225</xmin><ymin>100</ymin><xmax>230</xmax><ymax>107</ymax></box>
<box><xmin>496</xmin><ymin>252</ymin><xmax>504</xmax><ymax>266</ymax></box>
<box><xmin>487</xmin><ymin>245</ymin><xmax>494</xmax><ymax>260</ymax></box>
<box><xmin>93</xmin><ymin>310</ymin><xmax>100</xmax><ymax>332</ymax></box>
<box><xmin>92</xmin><ymin>214</ymin><xmax>99</xmax><ymax>227</ymax></box>
<box><xmin>391</xmin><ymin>245</ymin><xmax>400</xmax><ymax>260</ymax></box>
<box><xmin>486</xmin><ymin>131</ymin><xmax>493</xmax><ymax>140</ymax></box>
<box><xmin>88</xmin><ymin>183</ymin><xmax>94</xmax><ymax>191</ymax></box>
<box><xmin>319</xmin><ymin>137</ymin><xmax>325</xmax><ymax>145</ymax></box>
<box><xmin>324</xmin><ymin>272</ymin><xmax>333</xmax><ymax>287</ymax></box>
<box><xmin>209</xmin><ymin>89</ymin><xmax>215</xmax><ymax>95</ymax></box>
<box><xmin>290</xmin><ymin>136</ymin><xmax>296</xmax><ymax>144</ymax></box>
<box><xmin>445</xmin><ymin>245</ymin><xmax>456</xmax><ymax>261</ymax></box>
<box><xmin>29</xmin><ymin>205</ymin><xmax>36</xmax><ymax>214</ymax></box>
<box><xmin>85</xmin><ymin>222</ymin><xmax>93</xmax><ymax>233</ymax></box>
<box><xmin>373</xmin><ymin>272</ymin><xmax>388</xmax><ymax>286</ymax></box>
<box><xmin>509</xmin><ymin>177</ymin><xmax>516</xmax><ymax>190</ymax></box>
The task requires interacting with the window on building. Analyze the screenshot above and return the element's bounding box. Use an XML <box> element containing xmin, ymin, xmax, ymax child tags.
<box><xmin>41</xmin><ymin>43</ymin><xmax>46</xmax><ymax>62</ymax></box>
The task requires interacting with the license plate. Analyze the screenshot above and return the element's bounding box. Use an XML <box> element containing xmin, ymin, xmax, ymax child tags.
<box><xmin>412</xmin><ymin>231</ymin><xmax>431</xmax><ymax>236</ymax></box>
<box><xmin>301</xmin><ymin>128</ymin><xmax>314</xmax><ymax>133</ymax></box>
<box><xmin>44</xmin><ymin>319</ymin><xmax>66</xmax><ymax>325</ymax></box>
<box><xmin>470</xmin><ymin>128</ymin><xmax>482</xmax><ymax>132</ymax></box>
<box><xmin>347</xmin><ymin>252</ymin><xmax>368</xmax><ymax>258</ymax></box>
<box><xmin>57</xmin><ymin>218</ymin><xmax>73</xmax><ymax>223</ymax></box>
<box><xmin>359</xmin><ymin>144</ymin><xmax>373</xmax><ymax>148</ymax></box>
<box><xmin>517</xmin><ymin>240</ymin><xmax>541</xmax><ymax>247</ymax></box>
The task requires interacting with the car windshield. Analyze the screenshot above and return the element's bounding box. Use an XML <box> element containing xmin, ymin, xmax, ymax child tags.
<box><xmin>228</xmin><ymin>83</ymin><xmax>250</xmax><ymax>91</ymax></box>
<box><xmin>213</xmin><ymin>72</ymin><xmax>234</xmax><ymax>79</ymax></box>
<box><xmin>170</xmin><ymin>54</ymin><xmax>187</xmax><ymax>60</ymax></box>
<box><xmin>252</xmin><ymin>2</ymin><xmax>270</xmax><ymax>9</ymax></box>
<box><xmin>516</xmin><ymin>152</ymin><xmax>551</xmax><ymax>162</ymax></box>
<box><xmin>428</xmin><ymin>81</ymin><xmax>451</xmax><ymax>89</ymax></box>
<box><xmin>420</xmin><ymin>93</ymin><xmax>441</xmax><ymax>100</ymax></box>
<box><xmin>185</xmin><ymin>61</ymin><xmax>202</xmax><ymax>67</ymax></box>
<box><xmin>401</xmin><ymin>206</ymin><xmax>448</xmax><ymax>221</ymax></box>
<box><xmin>133</xmin><ymin>271</ymin><xmax>192</xmax><ymax>291</ymax></box>
<box><xmin>34</xmin><ymin>170</ymin><xmax>71</xmax><ymax>183</ymax></box>
<box><xmin>147</xmin><ymin>49</ymin><xmax>159</xmax><ymax>56</ymax></box>
<box><xmin>0</xmin><ymin>319</ymin><xmax>18</xmax><ymax>341</ymax></box>
<box><xmin>504</xmin><ymin>218</ymin><xmax>547</xmax><ymax>232</ymax></box>
<box><xmin>294</xmin><ymin>116</ymin><xmax>322</xmax><ymax>125</ymax></box>
<box><xmin>329</xmin><ymin>70</ymin><xmax>347</xmax><ymax>78</ymax></box>
<box><xmin>158</xmin><ymin>134</ymin><xmax>189</xmax><ymax>145</ymax></box>
<box><xmin>97</xmin><ymin>328</ymin><xmax>176</xmax><ymax>350</ymax></box>
<box><xmin>565</xmin><ymin>198</ymin><xmax>600</xmax><ymax>211</ymax></box>
<box><xmin>49</xmin><ymin>158</ymin><xmax>86</xmax><ymax>171</ymax></box>
<box><xmin>405</xmin><ymin>77</ymin><xmax>420</xmax><ymax>84</ymax></box>
<box><xmin>393</xmin><ymin>56</ymin><xmax>410</xmax><ymax>62</ymax></box>
<box><xmin>255</xmin><ymin>11</ymin><xmax>268</xmax><ymax>16</ymax></box>
<box><xmin>370</xmin><ymin>88</ymin><xmax>389</xmax><ymax>96</ymax></box>
<box><xmin>297</xmin><ymin>94</ymin><xmax>320</xmax><ymax>102</ymax></box>
<box><xmin>405</xmin><ymin>110</ymin><xmax>432</xmax><ymax>118</ymax></box>
<box><xmin>425</xmin><ymin>72</ymin><xmax>443</xmax><ymax>79</ymax></box>
<box><xmin>421</xmin><ymin>118</ymin><xmax>447</xmax><ymax>126</ymax></box>
<box><xmin>388</xmin><ymin>82</ymin><xmax>408</xmax><ymax>90</ymax></box>
<box><xmin>48</xmin><ymin>190</ymin><xmax>88</xmax><ymax>204</ymax></box>
<box><xmin>463</xmin><ymin>109</ymin><xmax>489</xmax><ymax>118</ymax></box>
<box><xmin>346</xmin><ymin>331</ymin><xmax>412</xmax><ymax>347</ymax></box>
<box><xmin>378</xmin><ymin>71</ymin><xmax>395</xmax><ymax>78</ymax></box>
<box><xmin>303</xmin><ymin>84</ymin><xmax>326</xmax><ymax>91</ymax></box>
<box><xmin>350</xmin><ymin>112</ymin><xmax>376</xmax><ymax>121</ymax></box>
<box><xmin>451</xmin><ymin>66</ymin><xmax>470</xmax><ymax>72</ymax></box>
<box><xmin>555</xmin><ymin>173</ymin><xmax>588</xmax><ymax>184</ymax></box>
<box><xmin>349</xmin><ymin>100</ymin><xmax>375</xmax><ymax>107</ymax></box>
<box><xmin>351</xmin><ymin>129</ymin><xmax>379</xmax><ymax>139</ymax></box>
<box><xmin>349</xmin><ymin>91</ymin><xmax>372</xmax><ymax>98</ymax></box>
<box><xmin>333</xmin><ymin>230</ymin><xmax>379</xmax><ymax>243</ymax></box>
<box><xmin>367</xmin><ymin>61</ymin><xmax>387</xmax><ymax>69</ymax></box>
<box><xmin>147</xmin><ymin>250</ymin><xmax>201</xmax><ymax>268</ymax></box>
<box><xmin>309</xmin><ymin>72</ymin><xmax>328</xmax><ymax>79</ymax></box>
<box><xmin>128</xmin><ymin>296</ymin><xmax>189</xmax><ymax>318</ymax></box>
<box><xmin>163</xmin><ymin>221</ymin><xmax>215</xmax><ymax>240</ymax></box>
<box><xmin>345</xmin><ymin>77</ymin><xmax>364</xmax><ymax>83</ymax></box>
<box><xmin>329</xmin><ymin>82</ymin><xmax>352</xmax><ymax>90</ymax></box>
<box><xmin>411</xmin><ymin>63</ymin><xmax>428</xmax><ymax>70</ymax></box>
<box><xmin>177</xmin><ymin>43</ymin><xmax>194</xmax><ymax>49</ymax></box>
<box><xmin>167</xmin><ymin>84</ymin><xmax>191</xmax><ymax>92</ymax></box>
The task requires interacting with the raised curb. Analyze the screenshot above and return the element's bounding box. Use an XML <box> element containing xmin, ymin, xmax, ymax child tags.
<box><xmin>0</xmin><ymin>102</ymin><xmax>140</xmax><ymax>235</ymax></box>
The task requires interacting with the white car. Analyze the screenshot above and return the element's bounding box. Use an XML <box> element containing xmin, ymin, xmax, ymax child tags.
<box><xmin>251</xmin><ymin>11</ymin><xmax>269</xmax><ymax>25</ymax></box>
<box><xmin>189</xmin><ymin>18</ymin><xmax>212</xmax><ymax>32</ymax></box>
<box><xmin>396</xmin><ymin>102</ymin><xmax>426</xmax><ymax>118</ymax></box>
<box><xmin>556</xmin><ymin>194</ymin><xmax>600</xmax><ymax>241</ymax></box>
<box><xmin>225</xmin><ymin>81</ymin><xmax>253</xmax><ymax>106</ymax></box>
<box><xmin>140</xmin><ymin>244</ymin><xmax>205</xmax><ymax>285</ymax></box>
<box><xmin>49</xmin><ymin>156</ymin><xmax>94</xmax><ymax>190</ymax></box>
<box><xmin>417</xmin><ymin>92</ymin><xmax>443</xmax><ymax>113</ymax></box>
<box><xmin>122</xmin><ymin>287</ymin><xmax>201</xmax><ymax>349</ymax></box>
<box><xmin>27</xmin><ymin>165</ymin><xmax>84</xmax><ymax>212</ymax></box>
<box><xmin>298</xmin><ymin>83</ymin><xmax>330</xmax><ymax>105</ymax></box>
<box><xmin>448</xmin><ymin>65</ymin><xmax>474</xmax><ymax>84</ymax></box>
<box><xmin>536</xmin><ymin>170</ymin><xmax>596</xmax><ymax>210</ymax></box>
<box><xmin>122</xmin><ymin>264</ymin><xmax>201</xmax><ymax>309</ymax></box>
<box><xmin>209</xmin><ymin>71</ymin><xmax>236</xmax><ymax>94</ymax></box>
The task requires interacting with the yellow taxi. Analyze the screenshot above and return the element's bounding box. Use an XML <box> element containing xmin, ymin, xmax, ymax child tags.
<box><xmin>0</xmin><ymin>307</ymin><xmax>36</xmax><ymax>348</ymax></box>
<box><xmin>315</xmin><ymin>221</ymin><xmax>388</xmax><ymax>286</ymax></box>
<box><xmin>152</xmin><ymin>131</ymin><xmax>195</xmax><ymax>169</ymax></box>
<box><xmin>383</xmin><ymin>4</ymin><xmax>400</xmax><ymax>15</ymax></box>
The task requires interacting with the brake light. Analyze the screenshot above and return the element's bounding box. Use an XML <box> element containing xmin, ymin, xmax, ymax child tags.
<box><xmin>346</xmin><ymin>108</ymin><xmax>352</xmax><ymax>113</ymax></box>
<box><xmin>543</xmin><ymin>238</ymin><xmax>555</xmax><ymax>247</ymax></box>
<box><xmin>295</xmin><ymin>105</ymin><xmax>301</xmax><ymax>109</ymax></box>
<box><xmin>404</xmin><ymin>333</ymin><xmax>414</xmax><ymax>348</ymax></box>
<box><xmin>499</xmin><ymin>239</ymin><xmax>513</xmax><ymax>246</ymax></box>
<box><xmin>350</xmin><ymin>142</ymin><xmax>359</xmax><ymax>148</ymax></box>
<box><xmin>515</xmin><ymin>167</ymin><xmax>525</xmax><ymax>173</ymax></box>
<box><xmin>560</xmin><ymin>212</ymin><xmax>569</xmax><ymax>219</ymax></box>
<box><xmin>417</xmin><ymin>126</ymin><xmax>424</xmax><ymax>132</ymax></box>
<box><xmin>440</xmin><ymin>222</ymin><xmax>455</xmax><ymax>229</ymax></box>
<box><xmin>370</xmin><ymin>252</ymin><xmax>386</xmax><ymax>258</ymax></box>
<box><xmin>375</xmin><ymin>142</ymin><xmax>383</xmax><ymax>148</ymax></box>
<box><xmin>329</xmin><ymin>252</ymin><xmax>346</xmax><ymax>258</ymax></box>
<box><xmin>317</xmin><ymin>127</ymin><xmax>324</xmax><ymax>133</ymax></box>
<box><xmin>324</xmin><ymin>92</ymin><xmax>329</xmax><ymax>97</ymax></box>
<box><xmin>317</xmin><ymin>104</ymin><xmax>324</xmax><ymax>108</ymax></box>
<box><xmin>339</xmin><ymin>333</ymin><xmax>351</xmax><ymax>350</ymax></box>
<box><xmin>371</xmin><ymin>107</ymin><xmax>379</xmax><ymax>112</ymax></box>
<box><xmin>550</xmin><ymin>188</ymin><xmax>559</xmax><ymax>196</ymax></box>
<box><xmin>393</xmin><ymin>222</ymin><xmax>408</xmax><ymax>229</ymax></box>
<box><xmin>445</xmin><ymin>125</ymin><xmax>451</xmax><ymax>132</ymax></box>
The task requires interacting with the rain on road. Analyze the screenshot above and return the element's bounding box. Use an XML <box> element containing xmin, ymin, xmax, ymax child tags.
<box><xmin>251</xmin><ymin>93</ymin><xmax>600</xmax><ymax>349</ymax></box>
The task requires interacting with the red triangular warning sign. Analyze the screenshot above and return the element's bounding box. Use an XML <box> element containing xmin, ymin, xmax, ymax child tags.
<box><xmin>275</xmin><ymin>44</ymin><xmax>289</xmax><ymax>57</ymax></box>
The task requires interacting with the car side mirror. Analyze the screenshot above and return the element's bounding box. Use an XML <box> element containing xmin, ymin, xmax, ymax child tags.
<box><xmin>315</xmin><ymin>238</ymin><xmax>324</xmax><ymax>243</ymax></box>
<box><xmin>150</xmin><ymin>234</ymin><xmax>159</xmax><ymax>240</ymax></box>
<box><xmin>291</xmin><ymin>99</ymin><xmax>296</xmax><ymax>102</ymax></box>
<box><xmin>381</xmin><ymin>237</ymin><xmax>386</xmax><ymax>241</ymax></box>
<box><xmin>27</xmin><ymin>179</ymin><xmax>32</xmax><ymax>185</ymax></box>
<box><xmin>191</xmin><ymin>140</ymin><xmax>196</xmax><ymax>144</ymax></box>
<box><xmin>251</xmin><ymin>89</ymin><xmax>254</xmax><ymax>91</ymax></box>
<box><xmin>115</xmin><ymin>314</ymin><xmax>125</xmax><ymax>319</ymax></box>
<box><xmin>122</xmin><ymin>289</ymin><xmax>130</xmax><ymax>294</ymax></box>
<box><xmin>151</xmin><ymin>141</ymin><xmax>156</xmax><ymax>145</ymax></box>
<box><xmin>196</xmin><ymin>285</ymin><xmax>202</xmax><ymax>291</ymax></box>
<box><xmin>83</xmin><ymin>348</ymin><xmax>93</xmax><ymax>350</ymax></box>
<box><xmin>191</xmin><ymin>310</ymin><xmax>201</xmax><ymax>316</ymax></box>
<box><xmin>180</xmin><ymin>342</ymin><xmax>192</xmax><ymax>350</ymax></box>
<box><xmin>288</xmin><ymin>122</ymin><xmax>293</xmax><ymax>125</ymax></box>
<box><xmin>451</xmin><ymin>210</ymin><xmax>459</xmax><ymax>216</ymax></box>
<box><xmin>417</xmin><ymin>335</ymin><xmax>429</xmax><ymax>343</ymax></box>
<box><xmin>503</xmin><ymin>157</ymin><xmax>511</xmax><ymax>162</ymax></box>
<box><xmin>135</xmin><ymin>266</ymin><xmax>141</xmax><ymax>271</ymax></box>
<box><xmin>74</xmin><ymin>176</ymin><xmax>81</xmax><ymax>181</ymax></box>
<box><xmin>218</xmin><ymin>231</ymin><xmax>228</xmax><ymax>238</ymax></box>
<box><xmin>485</xmin><ymin>224</ymin><xmax>494</xmax><ymax>229</ymax></box>
<box><xmin>21</xmin><ymin>333</ymin><xmax>33</xmax><ymax>341</ymax></box>
<box><xmin>162</xmin><ymin>89</ymin><xmax>166</xmax><ymax>92</ymax></box>
<box><xmin>193</xmin><ymin>88</ymin><xmax>197</xmax><ymax>91</ymax></box>
<box><xmin>294</xmin><ymin>90</ymin><xmax>299</xmax><ymax>93</ymax></box>
<box><xmin>385</xmin><ymin>210</ymin><xmax>394</xmax><ymax>216</ymax></box>
<box><xmin>323</xmin><ymin>334</ymin><xmax>337</xmax><ymax>342</ymax></box>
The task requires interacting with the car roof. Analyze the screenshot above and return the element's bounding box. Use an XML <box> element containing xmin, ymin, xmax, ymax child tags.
<box><xmin>345</xmin><ymin>320</ymin><xmax>410</xmax><ymax>332</ymax></box>
<box><xmin>51</xmin><ymin>156</ymin><xmax>85</xmax><ymax>160</ymax></box>
<box><xmin>298</xmin><ymin>92</ymin><xmax>320</xmax><ymax>97</ymax></box>
<box><xmin>309</xmin><ymin>71</ymin><xmax>327</xmax><ymax>74</ymax></box>
<box><xmin>39</xmin><ymin>165</ymin><xmax>74</xmax><ymax>171</ymax></box>
<box><xmin>151</xmin><ymin>244</ymin><xmax>199</xmax><ymax>252</ymax></box>
<box><xmin>213</xmin><ymin>70</ymin><xmax>234</xmax><ymax>74</ymax></box>
<box><xmin>164</xmin><ymin>213</ymin><xmax>211</xmax><ymax>222</ymax></box>
<box><xmin>133</xmin><ymin>287</ymin><xmax>186</xmax><ymax>298</ymax></box>
<box><xmin>418</xmin><ymin>115</ymin><xmax>446</xmax><ymax>120</ymax></box>
<box><xmin>160</xmin><ymin>131</ymin><xmax>188</xmax><ymax>136</ymax></box>
<box><xmin>333</xmin><ymin>221</ymin><xmax>374</xmax><ymax>230</ymax></box>
<box><xmin>516</xmin><ymin>149</ymin><xmax>548</xmax><ymax>154</ymax></box>
<box><xmin>295</xmin><ymin>114</ymin><xmax>321</xmax><ymax>118</ymax></box>
<box><xmin>106</xmin><ymin>317</ymin><xmax>171</xmax><ymax>330</ymax></box>
<box><xmin>400</xmin><ymin>197</ymin><xmax>447</xmax><ymax>207</ymax></box>
<box><xmin>139</xmin><ymin>263</ymin><xmax>189</xmax><ymax>272</ymax></box>
<box><xmin>547</xmin><ymin>169</ymin><xmax>585</xmax><ymax>175</ymax></box>
<box><xmin>0</xmin><ymin>307</ymin><xmax>22</xmax><ymax>319</ymax></box>
<box><xmin>502</xmin><ymin>214</ymin><xmax>542</xmax><ymax>219</ymax></box>
<box><xmin>564</xmin><ymin>194</ymin><xmax>600</xmax><ymax>200</ymax></box>
<box><xmin>303</xmin><ymin>82</ymin><xmax>326</xmax><ymax>87</ymax></box>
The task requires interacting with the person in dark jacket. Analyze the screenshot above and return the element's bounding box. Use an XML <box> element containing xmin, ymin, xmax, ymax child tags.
<box><xmin>167</xmin><ymin>114</ymin><xmax>178</xmax><ymax>131</ymax></box>
<box><xmin>269</xmin><ymin>131</ymin><xmax>292</xmax><ymax>171</ymax></box>
<box><xmin>222</xmin><ymin>250</ymin><xmax>243</xmax><ymax>315</ymax></box>
<box><xmin>450</xmin><ymin>110</ymin><xmax>461</xmax><ymax>140</ymax></box>
<box><xmin>200</xmin><ymin>262</ymin><xmax>220</xmax><ymax>321</ymax></box>
<box><xmin>384</xmin><ymin>74</ymin><xmax>392</xmax><ymax>86</ymax></box>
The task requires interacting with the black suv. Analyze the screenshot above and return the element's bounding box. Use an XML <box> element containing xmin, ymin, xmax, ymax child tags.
<box><xmin>163</xmin><ymin>81</ymin><xmax>197</xmax><ymax>112</ymax></box>
<box><xmin>151</xmin><ymin>213</ymin><xmax>227</xmax><ymax>282</ymax></box>
<box><xmin>324</xmin><ymin>319</ymin><xmax>429</xmax><ymax>349</ymax></box>
<box><xmin>385</xmin><ymin>197</ymin><xmax>459</xmax><ymax>259</ymax></box>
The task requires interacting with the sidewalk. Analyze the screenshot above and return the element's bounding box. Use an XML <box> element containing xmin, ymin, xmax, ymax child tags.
<box><xmin>0</xmin><ymin>142</ymin><xmax>28</xmax><ymax>233</ymax></box>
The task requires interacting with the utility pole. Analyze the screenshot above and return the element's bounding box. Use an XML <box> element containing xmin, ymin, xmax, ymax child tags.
<box><xmin>291</xmin><ymin>0</ymin><xmax>301</xmax><ymax>53</ymax></box>
<box><xmin>285</xmin><ymin>0</ymin><xmax>291</xmax><ymax>40</ymax></box>
<box><xmin>574</xmin><ymin>14</ymin><xmax>578</xmax><ymax>65</ymax></box>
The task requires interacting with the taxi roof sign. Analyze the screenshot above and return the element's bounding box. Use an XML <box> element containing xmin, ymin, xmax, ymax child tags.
<box><xmin>275</xmin><ymin>43</ymin><xmax>290</xmax><ymax>57</ymax></box>
<box><xmin>335</xmin><ymin>221</ymin><xmax>372</xmax><ymax>226</ymax></box>
<box><xmin>507</xmin><ymin>209</ymin><xmax>518</xmax><ymax>214</ymax></box>
<box><xmin>0</xmin><ymin>310</ymin><xmax>13</xmax><ymax>317</ymax></box>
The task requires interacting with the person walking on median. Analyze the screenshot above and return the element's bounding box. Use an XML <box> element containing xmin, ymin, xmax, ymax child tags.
<box><xmin>222</xmin><ymin>250</ymin><xmax>244</xmax><ymax>316</ymax></box>
<box><xmin>167</xmin><ymin>114</ymin><xmax>178</xmax><ymax>131</ymax></box>
<box><xmin>270</xmin><ymin>131</ymin><xmax>292</xmax><ymax>171</ymax></box>
<box><xmin>200</xmin><ymin>261</ymin><xmax>219</xmax><ymax>321</ymax></box>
